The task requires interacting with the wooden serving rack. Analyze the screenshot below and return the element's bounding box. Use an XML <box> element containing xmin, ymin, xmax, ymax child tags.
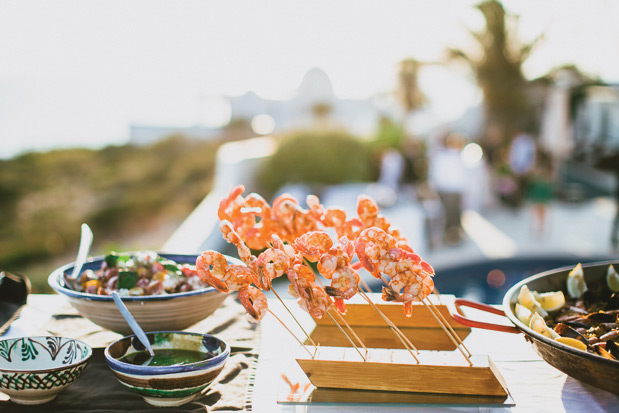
<box><xmin>307</xmin><ymin>294</ymin><xmax>470</xmax><ymax>350</ymax></box>
<box><xmin>294</xmin><ymin>294</ymin><xmax>509</xmax><ymax>398</ymax></box>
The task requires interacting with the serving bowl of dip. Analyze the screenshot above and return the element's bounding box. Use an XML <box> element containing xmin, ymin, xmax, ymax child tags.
<box><xmin>104</xmin><ymin>331</ymin><xmax>229</xmax><ymax>407</ymax></box>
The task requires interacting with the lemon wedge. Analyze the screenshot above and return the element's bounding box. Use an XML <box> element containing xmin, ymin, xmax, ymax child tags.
<box><xmin>555</xmin><ymin>336</ymin><xmax>588</xmax><ymax>351</ymax></box>
<box><xmin>515</xmin><ymin>303</ymin><xmax>533</xmax><ymax>326</ymax></box>
<box><xmin>529</xmin><ymin>312</ymin><xmax>559</xmax><ymax>339</ymax></box>
<box><xmin>533</xmin><ymin>290</ymin><xmax>566</xmax><ymax>312</ymax></box>
<box><xmin>606</xmin><ymin>264</ymin><xmax>619</xmax><ymax>293</ymax></box>
<box><xmin>517</xmin><ymin>285</ymin><xmax>548</xmax><ymax>317</ymax></box>
<box><xmin>566</xmin><ymin>263</ymin><xmax>587</xmax><ymax>299</ymax></box>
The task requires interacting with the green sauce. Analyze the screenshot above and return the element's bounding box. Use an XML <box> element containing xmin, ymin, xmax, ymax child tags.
<box><xmin>120</xmin><ymin>349</ymin><xmax>209</xmax><ymax>366</ymax></box>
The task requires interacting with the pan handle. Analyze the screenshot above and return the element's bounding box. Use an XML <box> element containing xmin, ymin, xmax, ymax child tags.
<box><xmin>452</xmin><ymin>298</ymin><xmax>521</xmax><ymax>334</ymax></box>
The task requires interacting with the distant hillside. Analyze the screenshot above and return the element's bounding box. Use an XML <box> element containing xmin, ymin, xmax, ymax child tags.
<box><xmin>0</xmin><ymin>135</ymin><xmax>222</xmax><ymax>292</ymax></box>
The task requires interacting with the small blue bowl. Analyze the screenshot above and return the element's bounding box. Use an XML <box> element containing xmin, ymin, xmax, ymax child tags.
<box><xmin>104</xmin><ymin>331</ymin><xmax>229</xmax><ymax>407</ymax></box>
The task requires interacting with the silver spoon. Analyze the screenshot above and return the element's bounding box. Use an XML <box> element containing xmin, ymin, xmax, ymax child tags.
<box><xmin>64</xmin><ymin>223</ymin><xmax>93</xmax><ymax>290</ymax></box>
<box><xmin>111</xmin><ymin>291</ymin><xmax>155</xmax><ymax>357</ymax></box>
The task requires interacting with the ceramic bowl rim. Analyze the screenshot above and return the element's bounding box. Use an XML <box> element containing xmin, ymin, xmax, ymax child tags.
<box><xmin>104</xmin><ymin>331</ymin><xmax>230</xmax><ymax>375</ymax></box>
<box><xmin>48</xmin><ymin>252</ymin><xmax>242</xmax><ymax>302</ymax></box>
<box><xmin>0</xmin><ymin>336</ymin><xmax>93</xmax><ymax>374</ymax></box>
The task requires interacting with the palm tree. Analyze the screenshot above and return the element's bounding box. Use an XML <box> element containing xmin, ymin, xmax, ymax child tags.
<box><xmin>397</xmin><ymin>58</ymin><xmax>426</xmax><ymax>117</ymax></box>
<box><xmin>450</xmin><ymin>0</ymin><xmax>540</xmax><ymax>159</ymax></box>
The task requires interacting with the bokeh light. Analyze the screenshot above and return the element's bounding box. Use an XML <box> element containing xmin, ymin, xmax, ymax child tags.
<box><xmin>487</xmin><ymin>269</ymin><xmax>506</xmax><ymax>289</ymax></box>
<box><xmin>251</xmin><ymin>114</ymin><xmax>276</xmax><ymax>135</ymax></box>
<box><xmin>461</xmin><ymin>142</ymin><xmax>484</xmax><ymax>167</ymax></box>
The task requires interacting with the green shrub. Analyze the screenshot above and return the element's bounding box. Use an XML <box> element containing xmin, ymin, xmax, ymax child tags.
<box><xmin>258</xmin><ymin>129</ymin><xmax>378</xmax><ymax>196</ymax></box>
<box><xmin>0</xmin><ymin>135</ymin><xmax>221</xmax><ymax>292</ymax></box>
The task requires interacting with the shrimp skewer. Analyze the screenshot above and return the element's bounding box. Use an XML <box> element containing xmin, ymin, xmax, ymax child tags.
<box><xmin>238</xmin><ymin>285</ymin><xmax>268</xmax><ymax>323</ymax></box>
<box><xmin>213</xmin><ymin>187</ymin><xmax>464</xmax><ymax>365</ymax></box>
<box><xmin>196</xmin><ymin>251</ymin><xmax>229</xmax><ymax>293</ymax></box>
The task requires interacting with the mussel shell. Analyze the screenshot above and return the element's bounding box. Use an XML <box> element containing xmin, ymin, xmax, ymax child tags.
<box><xmin>607</xmin><ymin>340</ymin><xmax>619</xmax><ymax>360</ymax></box>
<box><xmin>605</xmin><ymin>293</ymin><xmax>619</xmax><ymax>311</ymax></box>
<box><xmin>586</xmin><ymin>311</ymin><xmax>618</xmax><ymax>324</ymax></box>
<box><xmin>583</xmin><ymin>284</ymin><xmax>612</xmax><ymax>306</ymax></box>
<box><xmin>554</xmin><ymin>322</ymin><xmax>590</xmax><ymax>347</ymax></box>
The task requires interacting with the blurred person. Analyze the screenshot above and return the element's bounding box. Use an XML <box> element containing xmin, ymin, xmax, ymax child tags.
<box><xmin>369</xmin><ymin>148</ymin><xmax>405</xmax><ymax>207</ymax></box>
<box><xmin>526</xmin><ymin>151</ymin><xmax>554</xmax><ymax>238</ymax></box>
<box><xmin>429</xmin><ymin>132</ymin><xmax>466</xmax><ymax>244</ymax></box>
<box><xmin>508</xmin><ymin>129</ymin><xmax>536</xmax><ymax>207</ymax></box>
<box><xmin>611</xmin><ymin>169</ymin><xmax>619</xmax><ymax>251</ymax></box>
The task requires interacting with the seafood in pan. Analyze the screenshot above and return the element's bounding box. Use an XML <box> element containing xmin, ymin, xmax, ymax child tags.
<box><xmin>197</xmin><ymin>185</ymin><xmax>436</xmax><ymax>322</ymax></box>
<box><xmin>516</xmin><ymin>262</ymin><xmax>619</xmax><ymax>360</ymax></box>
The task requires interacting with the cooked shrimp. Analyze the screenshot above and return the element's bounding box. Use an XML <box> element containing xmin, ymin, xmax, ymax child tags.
<box><xmin>240</xmin><ymin>193</ymin><xmax>276</xmax><ymax>249</ymax></box>
<box><xmin>286</xmin><ymin>259</ymin><xmax>316</xmax><ymax>299</ymax></box>
<box><xmin>306</xmin><ymin>194</ymin><xmax>325</xmax><ymax>222</ymax></box>
<box><xmin>293</xmin><ymin>281</ymin><xmax>331</xmax><ymax>319</ymax></box>
<box><xmin>293</xmin><ymin>231</ymin><xmax>333</xmax><ymax>262</ymax></box>
<box><xmin>219</xmin><ymin>220</ymin><xmax>257</xmax><ymax>269</ymax></box>
<box><xmin>244</xmin><ymin>192</ymin><xmax>272</xmax><ymax>217</ymax></box>
<box><xmin>272</xmin><ymin>194</ymin><xmax>300</xmax><ymax>234</ymax></box>
<box><xmin>272</xmin><ymin>194</ymin><xmax>317</xmax><ymax>240</ymax></box>
<box><xmin>196</xmin><ymin>251</ymin><xmax>229</xmax><ymax>293</ymax></box>
<box><xmin>218</xmin><ymin>185</ymin><xmax>246</xmax><ymax>222</ymax></box>
<box><xmin>286</xmin><ymin>258</ymin><xmax>333</xmax><ymax>318</ymax></box>
<box><xmin>256</xmin><ymin>247</ymin><xmax>291</xmax><ymax>290</ymax></box>
<box><xmin>382</xmin><ymin>271</ymin><xmax>434</xmax><ymax>317</ymax></box>
<box><xmin>271</xmin><ymin>234</ymin><xmax>296</xmax><ymax>261</ymax></box>
<box><xmin>357</xmin><ymin>195</ymin><xmax>391</xmax><ymax>231</ymax></box>
<box><xmin>317</xmin><ymin>237</ymin><xmax>353</xmax><ymax>278</ymax></box>
<box><xmin>354</xmin><ymin>227</ymin><xmax>397</xmax><ymax>278</ymax></box>
<box><xmin>389</xmin><ymin>246</ymin><xmax>435</xmax><ymax>275</ymax></box>
<box><xmin>223</xmin><ymin>264</ymin><xmax>258</xmax><ymax>291</ymax></box>
<box><xmin>338</xmin><ymin>217</ymin><xmax>363</xmax><ymax>240</ymax></box>
<box><xmin>238</xmin><ymin>285</ymin><xmax>268</xmax><ymax>323</ymax></box>
<box><xmin>324</xmin><ymin>266</ymin><xmax>360</xmax><ymax>314</ymax></box>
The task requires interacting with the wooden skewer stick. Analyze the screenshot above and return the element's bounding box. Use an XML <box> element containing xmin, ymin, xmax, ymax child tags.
<box><xmin>268</xmin><ymin>309</ymin><xmax>315</xmax><ymax>359</ymax></box>
<box><xmin>358</xmin><ymin>289</ymin><xmax>420</xmax><ymax>354</ymax></box>
<box><xmin>271</xmin><ymin>288</ymin><xmax>319</xmax><ymax>349</ymax></box>
<box><xmin>358</xmin><ymin>290</ymin><xmax>420</xmax><ymax>363</ymax></box>
<box><xmin>326</xmin><ymin>310</ymin><xmax>367</xmax><ymax>361</ymax></box>
<box><xmin>356</xmin><ymin>269</ymin><xmax>420</xmax><ymax>358</ymax></box>
<box><xmin>331</xmin><ymin>308</ymin><xmax>368</xmax><ymax>355</ymax></box>
<box><xmin>375</xmin><ymin>276</ymin><xmax>426</xmax><ymax>353</ymax></box>
<box><xmin>311</xmin><ymin>274</ymin><xmax>369</xmax><ymax>355</ymax></box>
<box><xmin>359</xmin><ymin>276</ymin><xmax>373</xmax><ymax>294</ymax></box>
<box><xmin>418</xmin><ymin>269</ymin><xmax>471</xmax><ymax>357</ymax></box>
<box><xmin>427</xmin><ymin>297</ymin><xmax>472</xmax><ymax>358</ymax></box>
<box><xmin>421</xmin><ymin>299</ymin><xmax>472</xmax><ymax>366</ymax></box>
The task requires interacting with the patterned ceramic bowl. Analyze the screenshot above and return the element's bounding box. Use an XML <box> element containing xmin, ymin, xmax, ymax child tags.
<box><xmin>48</xmin><ymin>253</ymin><xmax>234</xmax><ymax>335</ymax></box>
<box><xmin>0</xmin><ymin>336</ymin><xmax>92</xmax><ymax>405</ymax></box>
<box><xmin>104</xmin><ymin>331</ymin><xmax>229</xmax><ymax>407</ymax></box>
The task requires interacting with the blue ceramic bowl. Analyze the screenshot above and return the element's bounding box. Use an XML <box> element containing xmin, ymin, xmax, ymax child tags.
<box><xmin>104</xmin><ymin>331</ymin><xmax>229</xmax><ymax>407</ymax></box>
<box><xmin>48</xmin><ymin>253</ymin><xmax>238</xmax><ymax>335</ymax></box>
<box><xmin>0</xmin><ymin>336</ymin><xmax>92</xmax><ymax>405</ymax></box>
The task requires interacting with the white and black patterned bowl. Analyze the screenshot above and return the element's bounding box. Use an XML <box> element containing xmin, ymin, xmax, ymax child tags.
<box><xmin>0</xmin><ymin>336</ymin><xmax>92</xmax><ymax>405</ymax></box>
<box><xmin>104</xmin><ymin>331</ymin><xmax>229</xmax><ymax>407</ymax></box>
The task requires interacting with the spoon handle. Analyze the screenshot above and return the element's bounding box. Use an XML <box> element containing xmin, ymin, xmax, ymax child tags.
<box><xmin>70</xmin><ymin>223</ymin><xmax>93</xmax><ymax>280</ymax></box>
<box><xmin>111</xmin><ymin>291</ymin><xmax>155</xmax><ymax>356</ymax></box>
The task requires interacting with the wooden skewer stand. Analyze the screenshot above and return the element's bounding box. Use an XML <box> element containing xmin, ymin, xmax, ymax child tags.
<box><xmin>295</xmin><ymin>294</ymin><xmax>509</xmax><ymax>397</ymax></box>
<box><xmin>308</xmin><ymin>294</ymin><xmax>471</xmax><ymax>350</ymax></box>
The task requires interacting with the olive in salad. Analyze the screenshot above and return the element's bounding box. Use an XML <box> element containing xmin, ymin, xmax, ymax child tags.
<box><xmin>66</xmin><ymin>251</ymin><xmax>208</xmax><ymax>296</ymax></box>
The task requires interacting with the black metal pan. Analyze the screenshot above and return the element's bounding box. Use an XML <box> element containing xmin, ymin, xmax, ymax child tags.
<box><xmin>451</xmin><ymin>260</ymin><xmax>619</xmax><ymax>395</ymax></box>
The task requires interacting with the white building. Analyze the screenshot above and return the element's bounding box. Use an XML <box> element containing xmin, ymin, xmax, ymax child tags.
<box><xmin>226</xmin><ymin>67</ymin><xmax>381</xmax><ymax>136</ymax></box>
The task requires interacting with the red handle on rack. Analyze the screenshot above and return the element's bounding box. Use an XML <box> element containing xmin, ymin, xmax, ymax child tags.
<box><xmin>452</xmin><ymin>298</ymin><xmax>521</xmax><ymax>334</ymax></box>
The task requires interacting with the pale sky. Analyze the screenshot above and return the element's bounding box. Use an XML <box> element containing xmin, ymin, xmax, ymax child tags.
<box><xmin>1</xmin><ymin>0</ymin><xmax>618</xmax><ymax>158</ymax></box>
